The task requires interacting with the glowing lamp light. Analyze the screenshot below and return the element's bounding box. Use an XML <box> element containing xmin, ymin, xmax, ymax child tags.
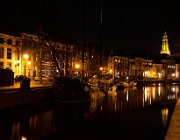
<box><xmin>21</xmin><ymin>136</ymin><xmax>27</xmax><ymax>140</ymax></box>
<box><xmin>109</xmin><ymin>69</ymin><xmax>112</xmax><ymax>73</ymax></box>
<box><xmin>99</xmin><ymin>67</ymin><xmax>103</xmax><ymax>71</ymax></box>
<box><xmin>75</xmin><ymin>64</ymin><xmax>80</xmax><ymax>69</ymax></box>
<box><xmin>23</xmin><ymin>54</ymin><xmax>29</xmax><ymax>60</ymax></box>
<box><xmin>27</xmin><ymin>61</ymin><xmax>31</xmax><ymax>65</ymax></box>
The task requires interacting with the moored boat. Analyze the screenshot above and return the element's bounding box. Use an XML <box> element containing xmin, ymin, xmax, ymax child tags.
<box><xmin>52</xmin><ymin>77</ymin><xmax>90</xmax><ymax>103</ymax></box>
<box><xmin>129</xmin><ymin>80</ymin><xmax>137</xmax><ymax>87</ymax></box>
<box><xmin>123</xmin><ymin>80</ymin><xmax>137</xmax><ymax>88</ymax></box>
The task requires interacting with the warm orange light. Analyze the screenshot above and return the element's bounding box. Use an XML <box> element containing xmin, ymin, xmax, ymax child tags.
<box><xmin>27</xmin><ymin>61</ymin><xmax>31</xmax><ymax>65</ymax></box>
<box><xmin>109</xmin><ymin>69</ymin><xmax>112</xmax><ymax>73</ymax></box>
<box><xmin>99</xmin><ymin>67</ymin><xmax>103</xmax><ymax>71</ymax></box>
<box><xmin>23</xmin><ymin>54</ymin><xmax>29</xmax><ymax>60</ymax></box>
<box><xmin>75</xmin><ymin>64</ymin><xmax>80</xmax><ymax>69</ymax></box>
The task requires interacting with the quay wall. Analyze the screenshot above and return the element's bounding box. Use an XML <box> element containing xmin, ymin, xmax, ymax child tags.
<box><xmin>0</xmin><ymin>86</ymin><xmax>53</xmax><ymax>111</ymax></box>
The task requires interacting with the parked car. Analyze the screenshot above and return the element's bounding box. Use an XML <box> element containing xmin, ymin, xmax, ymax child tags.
<box><xmin>14</xmin><ymin>75</ymin><xmax>24</xmax><ymax>82</ymax></box>
<box><xmin>34</xmin><ymin>76</ymin><xmax>49</xmax><ymax>81</ymax></box>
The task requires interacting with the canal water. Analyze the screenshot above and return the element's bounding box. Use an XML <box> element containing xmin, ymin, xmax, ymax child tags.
<box><xmin>0</xmin><ymin>84</ymin><xmax>179</xmax><ymax>140</ymax></box>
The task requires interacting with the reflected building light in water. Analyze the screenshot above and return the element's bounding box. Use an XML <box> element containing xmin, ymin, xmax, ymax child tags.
<box><xmin>144</xmin><ymin>87</ymin><xmax>149</xmax><ymax>103</ymax></box>
<box><xmin>126</xmin><ymin>90</ymin><xmax>129</xmax><ymax>102</ymax></box>
<box><xmin>175</xmin><ymin>87</ymin><xmax>179</xmax><ymax>99</ymax></box>
<box><xmin>152</xmin><ymin>87</ymin><xmax>156</xmax><ymax>100</ymax></box>
<box><xmin>21</xmin><ymin>136</ymin><xmax>27</xmax><ymax>140</ymax></box>
<box><xmin>171</xmin><ymin>87</ymin><xmax>176</xmax><ymax>93</ymax></box>
<box><xmin>90</xmin><ymin>101</ymin><xmax>97</xmax><ymax>113</ymax></box>
<box><xmin>143</xmin><ymin>87</ymin><xmax>145</xmax><ymax>107</ymax></box>
<box><xmin>114</xmin><ymin>101</ymin><xmax>117</xmax><ymax>112</ymax></box>
<box><xmin>144</xmin><ymin>87</ymin><xmax>152</xmax><ymax>105</ymax></box>
<box><xmin>167</xmin><ymin>94</ymin><xmax>176</xmax><ymax>100</ymax></box>
<box><xmin>28</xmin><ymin>110</ymin><xmax>53</xmax><ymax>137</ymax></box>
<box><xmin>143</xmin><ymin>93</ymin><xmax>145</xmax><ymax>107</ymax></box>
<box><xmin>158</xmin><ymin>86</ymin><xmax>161</xmax><ymax>96</ymax></box>
<box><xmin>161</xmin><ymin>108</ymin><xmax>169</xmax><ymax>126</ymax></box>
<box><xmin>120</xmin><ymin>101</ymin><xmax>123</xmax><ymax>111</ymax></box>
<box><xmin>150</xmin><ymin>95</ymin><xmax>152</xmax><ymax>105</ymax></box>
<box><xmin>10</xmin><ymin>122</ymin><xmax>20</xmax><ymax>140</ymax></box>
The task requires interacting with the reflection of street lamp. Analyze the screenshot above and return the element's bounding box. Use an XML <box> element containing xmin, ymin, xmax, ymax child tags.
<box><xmin>23</xmin><ymin>54</ymin><xmax>29</xmax><ymax>76</ymax></box>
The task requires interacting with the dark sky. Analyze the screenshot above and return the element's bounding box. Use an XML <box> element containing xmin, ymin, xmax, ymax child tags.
<box><xmin>0</xmin><ymin>0</ymin><xmax>180</xmax><ymax>55</ymax></box>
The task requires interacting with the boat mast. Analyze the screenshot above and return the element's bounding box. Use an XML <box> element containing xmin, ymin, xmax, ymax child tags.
<box><xmin>99</xmin><ymin>0</ymin><xmax>103</xmax><ymax>68</ymax></box>
<box><xmin>81</xmin><ymin>0</ymin><xmax>86</xmax><ymax>81</ymax></box>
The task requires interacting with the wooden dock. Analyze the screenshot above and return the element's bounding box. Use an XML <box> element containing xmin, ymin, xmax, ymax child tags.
<box><xmin>165</xmin><ymin>98</ymin><xmax>180</xmax><ymax>140</ymax></box>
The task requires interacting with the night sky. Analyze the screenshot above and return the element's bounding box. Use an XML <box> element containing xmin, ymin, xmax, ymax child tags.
<box><xmin>0</xmin><ymin>0</ymin><xmax>180</xmax><ymax>55</ymax></box>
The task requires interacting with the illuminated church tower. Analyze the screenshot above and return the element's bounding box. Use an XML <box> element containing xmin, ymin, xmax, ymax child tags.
<box><xmin>160</xmin><ymin>31</ymin><xmax>171</xmax><ymax>56</ymax></box>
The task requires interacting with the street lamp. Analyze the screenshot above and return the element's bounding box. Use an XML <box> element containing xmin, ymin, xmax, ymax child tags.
<box><xmin>23</xmin><ymin>54</ymin><xmax>29</xmax><ymax>60</ymax></box>
<box><xmin>99</xmin><ymin>66</ymin><xmax>103</xmax><ymax>79</ymax></box>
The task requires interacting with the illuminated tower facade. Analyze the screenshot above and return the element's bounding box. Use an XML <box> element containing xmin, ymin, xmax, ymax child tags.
<box><xmin>160</xmin><ymin>31</ymin><xmax>171</xmax><ymax>55</ymax></box>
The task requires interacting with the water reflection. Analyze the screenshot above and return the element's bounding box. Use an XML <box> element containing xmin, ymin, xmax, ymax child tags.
<box><xmin>161</xmin><ymin>108</ymin><xmax>169</xmax><ymax>126</ymax></box>
<box><xmin>88</xmin><ymin>84</ymin><xmax>178</xmax><ymax>114</ymax></box>
<box><xmin>0</xmin><ymin>84</ymin><xmax>179</xmax><ymax>140</ymax></box>
<box><xmin>9</xmin><ymin>109</ymin><xmax>54</xmax><ymax>140</ymax></box>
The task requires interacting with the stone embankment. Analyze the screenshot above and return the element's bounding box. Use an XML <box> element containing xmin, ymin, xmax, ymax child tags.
<box><xmin>0</xmin><ymin>82</ymin><xmax>53</xmax><ymax>111</ymax></box>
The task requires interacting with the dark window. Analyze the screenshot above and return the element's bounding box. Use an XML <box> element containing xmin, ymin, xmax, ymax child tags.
<box><xmin>7</xmin><ymin>48</ymin><xmax>12</xmax><ymax>59</ymax></box>
<box><xmin>0</xmin><ymin>47</ymin><xmax>4</xmax><ymax>58</ymax></box>
<box><xmin>7</xmin><ymin>39</ymin><xmax>12</xmax><ymax>45</ymax></box>
<box><xmin>16</xmin><ymin>41</ymin><xmax>20</xmax><ymax>46</ymax></box>
<box><xmin>15</xmin><ymin>49</ymin><xmax>20</xmax><ymax>60</ymax></box>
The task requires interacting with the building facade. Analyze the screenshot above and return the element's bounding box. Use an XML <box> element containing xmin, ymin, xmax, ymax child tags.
<box><xmin>0</xmin><ymin>33</ymin><xmax>22</xmax><ymax>76</ymax></box>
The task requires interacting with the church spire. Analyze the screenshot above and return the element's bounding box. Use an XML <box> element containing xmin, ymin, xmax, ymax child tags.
<box><xmin>160</xmin><ymin>31</ymin><xmax>171</xmax><ymax>55</ymax></box>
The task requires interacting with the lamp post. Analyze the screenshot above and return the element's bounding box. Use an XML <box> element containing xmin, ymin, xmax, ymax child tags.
<box><xmin>27</xmin><ymin>61</ymin><xmax>31</xmax><ymax>77</ymax></box>
<box><xmin>75</xmin><ymin>63</ymin><xmax>80</xmax><ymax>78</ymax></box>
<box><xmin>99</xmin><ymin>66</ymin><xmax>103</xmax><ymax>79</ymax></box>
<box><xmin>23</xmin><ymin>54</ymin><xmax>29</xmax><ymax>76</ymax></box>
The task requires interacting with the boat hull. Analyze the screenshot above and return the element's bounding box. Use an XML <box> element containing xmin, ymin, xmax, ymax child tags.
<box><xmin>52</xmin><ymin>77</ymin><xmax>90</xmax><ymax>102</ymax></box>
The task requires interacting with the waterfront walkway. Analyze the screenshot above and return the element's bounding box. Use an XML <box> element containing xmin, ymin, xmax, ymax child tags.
<box><xmin>165</xmin><ymin>98</ymin><xmax>180</xmax><ymax>140</ymax></box>
<box><xmin>0</xmin><ymin>80</ymin><xmax>52</xmax><ymax>91</ymax></box>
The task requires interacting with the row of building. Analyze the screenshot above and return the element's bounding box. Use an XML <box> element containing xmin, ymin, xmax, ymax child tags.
<box><xmin>0</xmin><ymin>31</ymin><xmax>179</xmax><ymax>81</ymax></box>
